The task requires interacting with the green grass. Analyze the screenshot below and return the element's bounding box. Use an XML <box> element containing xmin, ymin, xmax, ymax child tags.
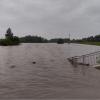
<box><xmin>77</xmin><ymin>41</ymin><xmax>100</xmax><ymax>46</ymax></box>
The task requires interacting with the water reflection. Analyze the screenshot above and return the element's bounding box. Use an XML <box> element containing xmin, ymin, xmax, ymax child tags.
<box><xmin>70</xmin><ymin>61</ymin><xmax>88</xmax><ymax>76</ymax></box>
<box><xmin>6</xmin><ymin>47</ymin><xmax>13</xmax><ymax>65</ymax></box>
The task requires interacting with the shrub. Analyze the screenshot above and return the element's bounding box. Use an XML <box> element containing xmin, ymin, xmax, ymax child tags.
<box><xmin>57</xmin><ymin>39</ymin><xmax>64</xmax><ymax>44</ymax></box>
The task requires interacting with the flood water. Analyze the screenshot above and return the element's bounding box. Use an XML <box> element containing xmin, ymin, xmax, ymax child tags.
<box><xmin>0</xmin><ymin>43</ymin><xmax>100</xmax><ymax>99</ymax></box>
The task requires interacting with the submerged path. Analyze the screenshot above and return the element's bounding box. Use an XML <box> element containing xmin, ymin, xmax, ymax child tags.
<box><xmin>0</xmin><ymin>43</ymin><xmax>99</xmax><ymax>99</ymax></box>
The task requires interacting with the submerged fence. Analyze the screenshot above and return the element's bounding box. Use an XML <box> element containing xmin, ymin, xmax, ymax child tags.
<box><xmin>68</xmin><ymin>51</ymin><xmax>100</xmax><ymax>66</ymax></box>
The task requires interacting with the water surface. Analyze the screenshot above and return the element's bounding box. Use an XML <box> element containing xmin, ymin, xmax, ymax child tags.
<box><xmin>0</xmin><ymin>43</ymin><xmax>100</xmax><ymax>99</ymax></box>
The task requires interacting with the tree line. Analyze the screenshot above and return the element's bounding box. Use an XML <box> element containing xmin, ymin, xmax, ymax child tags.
<box><xmin>71</xmin><ymin>35</ymin><xmax>100</xmax><ymax>43</ymax></box>
<box><xmin>0</xmin><ymin>28</ymin><xmax>71</xmax><ymax>45</ymax></box>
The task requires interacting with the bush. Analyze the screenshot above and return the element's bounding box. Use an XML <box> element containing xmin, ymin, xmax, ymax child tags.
<box><xmin>57</xmin><ymin>39</ymin><xmax>64</xmax><ymax>44</ymax></box>
<box><xmin>0</xmin><ymin>37</ymin><xmax>20</xmax><ymax>46</ymax></box>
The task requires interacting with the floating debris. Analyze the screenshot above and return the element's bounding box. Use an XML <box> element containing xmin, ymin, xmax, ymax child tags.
<box><xmin>10</xmin><ymin>65</ymin><xmax>16</xmax><ymax>68</ymax></box>
<box><xmin>32</xmin><ymin>61</ymin><xmax>36</xmax><ymax>64</ymax></box>
<box><xmin>50</xmin><ymin>59</ymin><xmax>55</xmax><ymax>62</ymax></box>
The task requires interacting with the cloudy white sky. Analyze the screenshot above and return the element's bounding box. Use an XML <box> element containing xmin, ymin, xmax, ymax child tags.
<box><xmin>0</xmin><ymin>0</ymin><xmax>100</xmax><ymax>39</ymax></box>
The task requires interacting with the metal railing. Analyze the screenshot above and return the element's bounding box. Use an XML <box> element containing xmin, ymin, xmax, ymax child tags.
<box><xmin>68</xmin><ymin>51</ymin><xmax>100</xmax><ymax>66</ymax></box>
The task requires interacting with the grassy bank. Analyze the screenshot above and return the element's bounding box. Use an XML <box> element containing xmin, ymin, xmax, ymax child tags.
<box><xmin>77</xmin><ymin>41</ymin><xmax>100</xmax><ymax>46</ymax></box>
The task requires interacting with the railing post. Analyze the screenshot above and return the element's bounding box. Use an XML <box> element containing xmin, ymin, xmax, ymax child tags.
<box><xmin>68</xmin><ymin>51</ymin><xmax>100</xmax><ymax>66</ymax></box>
<box><xmin>83</xmin><ymin>55</ymin><xmax>85</xmax><ymax>65</ymax></box>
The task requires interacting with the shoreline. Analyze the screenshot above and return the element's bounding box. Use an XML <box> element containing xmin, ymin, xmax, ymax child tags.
<box><xmin>74</xmin><ymin>42</ymin><xmax>100</xmax><ymax>46</ymax></box>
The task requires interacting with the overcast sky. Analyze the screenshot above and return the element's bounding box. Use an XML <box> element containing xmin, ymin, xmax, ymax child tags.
<box><xmin>0</xmin><ymin>0</ymin><xmax>100</xmax><ymax>39</ymax></box>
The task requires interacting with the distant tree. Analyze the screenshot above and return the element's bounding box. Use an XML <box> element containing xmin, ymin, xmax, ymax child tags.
<box><xmin>94</xmin><ymin>35</ymin><xmax>100</xmax><ymax>42</ymax></box>
<box><xmin>0</xmin><ymin>28</ymin><xmax>20</xmax><ymax>46</ymax></box>
<box><xmin>20</xmin><ymin>35</ymin><xmax>48</xmax><ymax>43</ymax></box>
<box><xmin>5</xmin><ymin>28</ymin><xmax>13</xmax><ymax>39</ymax></box>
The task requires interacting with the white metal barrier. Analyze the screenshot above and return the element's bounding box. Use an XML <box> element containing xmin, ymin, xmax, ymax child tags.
<box><xmin>68</xmin><ymin>51</ymin><xmax>100</xmax><ymax>66</ymax></box>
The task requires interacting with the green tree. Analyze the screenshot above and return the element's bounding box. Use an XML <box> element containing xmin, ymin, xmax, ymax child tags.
<box><xmin>5</xmin><ymin>28</ymin><xmax>13</xmax><ymax>39</ymax></box>
<box><xmin>0</xmin><ymin>28</ymin><xmax>20</xmax><ymax>46</ymax></box>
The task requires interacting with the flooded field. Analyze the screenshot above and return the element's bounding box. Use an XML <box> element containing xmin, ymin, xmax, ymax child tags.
<box><xmin>0</xmin><ymin>43</ymin><xmax>100</xmax><ymax>99</ymax></box>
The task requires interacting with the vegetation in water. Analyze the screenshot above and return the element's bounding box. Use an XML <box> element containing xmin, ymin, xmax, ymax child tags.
<box><xmin>57</xmin><ymin>39</ymin><xmax>64</xmax><ymax>44</ymax></box>
<box><xmin>0</xmin><ymin>28</ymin><xmax>20</xmax><ymax>46</ymax></box>
<box><xmin>49</xmin><ymin>38</ymin><xmax>70</xmax><ymax>43</ymax></box>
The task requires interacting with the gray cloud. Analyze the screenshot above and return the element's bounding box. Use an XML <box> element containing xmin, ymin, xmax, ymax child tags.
<box><xmin>0</xmin><ymin>0</ymin><xmax>99</xmax><ymax>39</ymax></box>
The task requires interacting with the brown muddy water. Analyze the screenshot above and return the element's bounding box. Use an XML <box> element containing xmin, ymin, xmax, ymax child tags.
<box><xmin>0</xmin><ymin>43</ymin><xmax>100</xmax><ymax>99</ymax></box>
